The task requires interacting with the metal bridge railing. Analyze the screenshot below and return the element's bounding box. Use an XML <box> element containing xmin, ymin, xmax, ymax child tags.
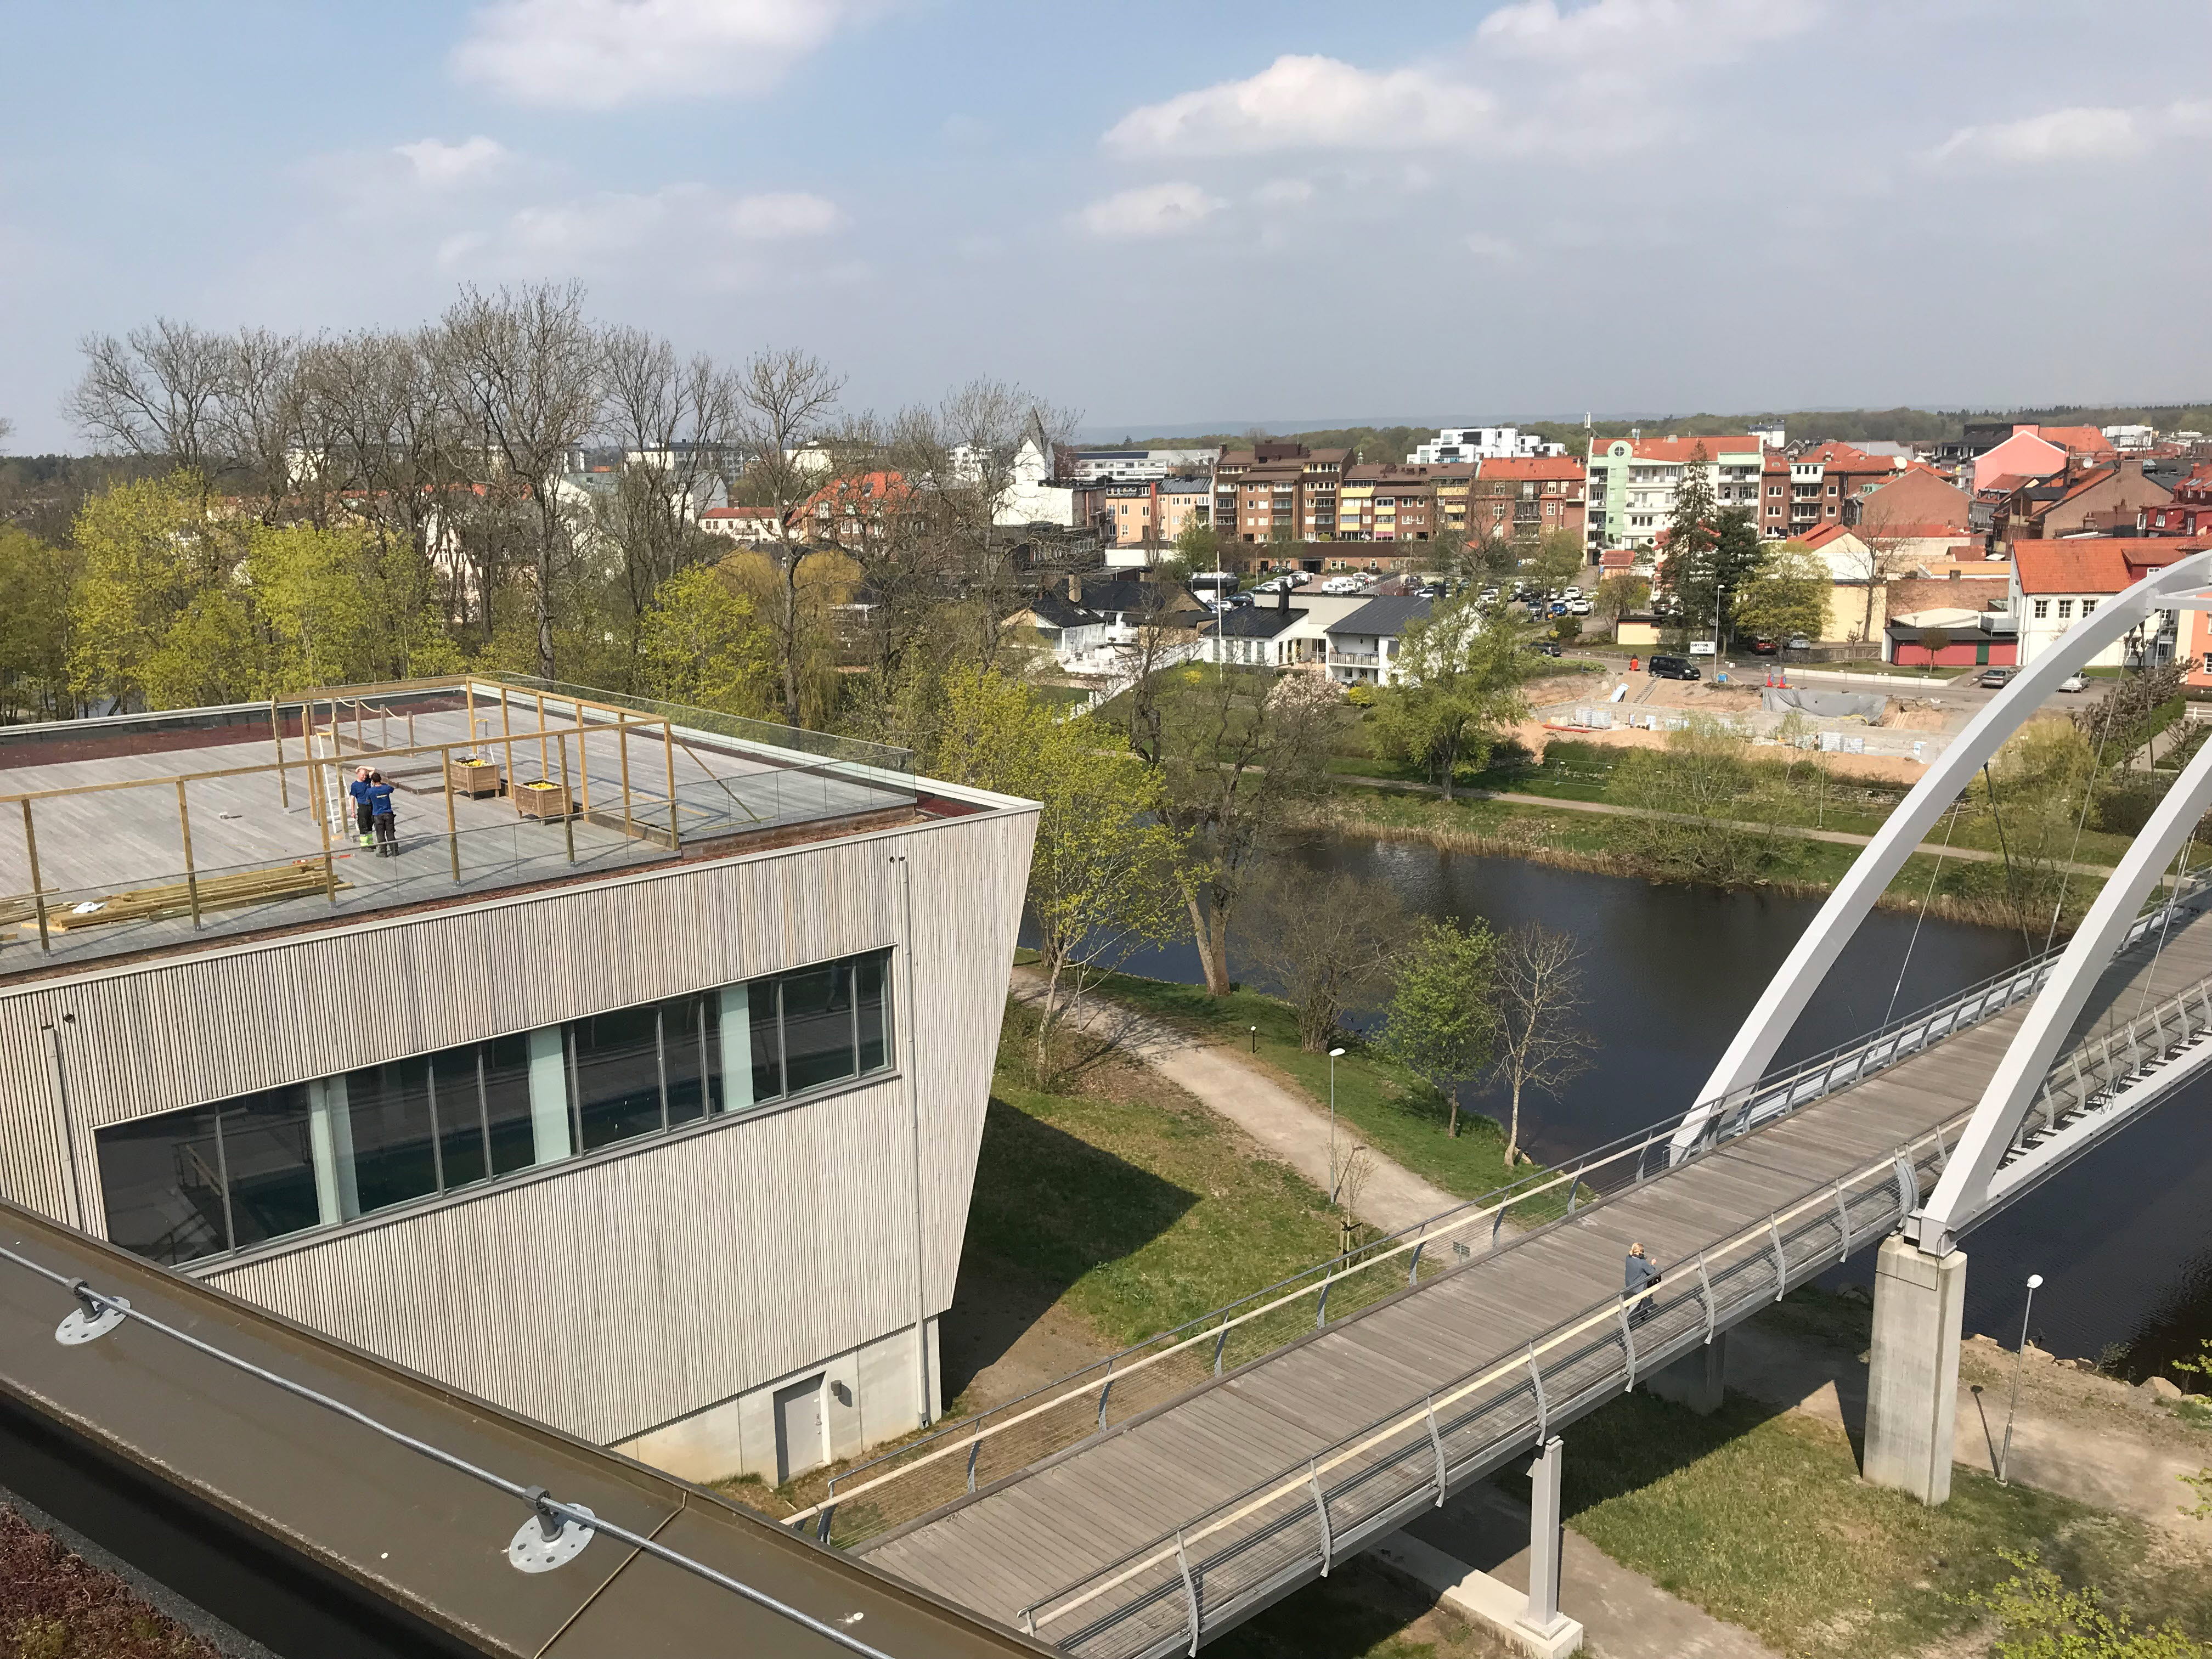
<box><xmin>1015</xmin><ymin>1122</ymin><xmax>1956</xmax><ymax>1659</ymax></box>
<box><xmin>2018</xmin><ymin>970</ymin><xmax>2212</xmax><ymax>1155</ymax></box>
<box><xmin>790</xmin><ymin>880</ymin><xmax>2212</xmax><ymax>1549</ymax></box>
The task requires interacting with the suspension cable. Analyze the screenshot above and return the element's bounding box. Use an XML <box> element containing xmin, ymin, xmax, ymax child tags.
<box><xmin>1980</xmin><ymin>760</ymin><xmax>2036</xmax><ymax>953</ymax></box>
<box><xmin>0</xmin><ymin>1243</ymin><xmax>901</xmax><ymax>1659</ymax></box>
<box><xmin>1884</xmin><ymin>797</ymin><xmax>1963</xmax><ymax>1027</ymax></box>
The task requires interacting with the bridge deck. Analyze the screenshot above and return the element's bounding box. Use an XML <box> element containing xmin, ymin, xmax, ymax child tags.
<box><xmin>864</xmin><ymin>905</ymin><xmax>2212</xmax><ymax>1640</ymax></box>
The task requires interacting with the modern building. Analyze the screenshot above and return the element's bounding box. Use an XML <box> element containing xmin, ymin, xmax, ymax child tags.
<box><xmin>698</xmin><ymin>504</ymin><xmax>783</xmax><ymax>543</ymax></box>
<box><xmin>0</xmin><ymin>678</ymin><xmax>1037</xmax><ymax>1491</ymax></box>
<box><xmin>1212</xmin><ymin>443</ymin><xmax>1352</xmax><ymax>543</ymax></box>
<box><xmin>1322</xmin><ymin>595</ymin><xmax>1432</xmax><ymax>686</ymax></box>
<box><xmin>1407</xmin><ymin>427</ymin><xmax>1564</xmax><ymax>464</ymax></box>
<box><xmin>1584</xmin><ymin>433</ymin><xmax>1765</xmax><ymax>553</ymax></box>
<box><xmin>1067</xmin><ymin>446</ymin><xmax>1221</xmax><ymax>482</ymax></box>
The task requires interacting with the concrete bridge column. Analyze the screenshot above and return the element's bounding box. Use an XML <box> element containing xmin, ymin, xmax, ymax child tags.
<box><xmin>1864</xmin><ymin>1234</ymin><xmax>1966</xmax><ymax>1504</ymax></box>
<box><xmin>1645</xmin><ymin>1333</ymin><xmax>1728</xmax><ymax>1414</ymax></box>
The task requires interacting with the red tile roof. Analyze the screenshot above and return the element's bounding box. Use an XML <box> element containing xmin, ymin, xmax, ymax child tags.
<box><xmin>1598</xmin><ymin>435</ymin><xmax>1760</xmax><ymax>463</ymax></box>
<box><xmin>1477</xmin><ymin>455</ymin><xmax>1585</xmax><ymax>482</ymax></box>
<box><xmin>2025</xmin><ymin>425</ymin><xmax>2116</xmax><ymax>456</ymax></box>
<box><xmin>1599</xmin><ymin>547</ymin><xmax>1639</xmax><ymax>568</ymax></box>
<box><xmin>2012</xmin><ymin>538</ymin><xmax>2206</xmax><ymax>595</ymax></box>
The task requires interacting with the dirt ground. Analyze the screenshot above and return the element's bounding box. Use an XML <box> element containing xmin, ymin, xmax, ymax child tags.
<box><xmin>1515</xmin><ymin>718</ymin><xmax>1932</xmax><ymax>785</ymax></box>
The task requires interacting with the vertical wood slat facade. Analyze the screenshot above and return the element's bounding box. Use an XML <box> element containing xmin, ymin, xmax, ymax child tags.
<box><xmin>0</xmin><ymin>793</ymin><xmax>1038</xmax><ymax>1447</ymax></box>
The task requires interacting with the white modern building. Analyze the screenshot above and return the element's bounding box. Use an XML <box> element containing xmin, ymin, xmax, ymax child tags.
<box><xmin>0</xmin><ymin>678</ymin><xmax>1036</xmax><ymax>1490</ymax></box>
<box><xmin>1585</xmin><ymin>432</ymin><xmax>1766</xmax><ymax>552</ymax></box>
<box><xmin>1408</xmin><ymin>427</ymin><xmax>1565</xmax><ymax>464</ymax></box>
<box><xmin>1067</xmin><ymin>446</ymin><xmax>1221</xmax><ymax>482</ymax></box>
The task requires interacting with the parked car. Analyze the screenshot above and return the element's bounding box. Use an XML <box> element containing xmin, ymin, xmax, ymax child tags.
<box><xmin>2057</xmin><ymin>673</ymin><xmax>2089</xmax><ymax>693</ymax></box>
<box><xmin>1750</xmin><ymin>639</ymin><xmax>1779</xmax><ymax>655</ymax></box>
<box><xmin>1978</xmin><ymin>666</ymin><xmax>2017</xmax><ymax>689</ymax></box>
<box><xmin>1224</xmin><ymin>592</ymin><xmax>1254</xmax><ymax>608</ymax></box>
<box><xmin>1565</xmin><ymin>598</ymin><xmax>1592</xmax><ymax>616</ymax></box>
<box><xmin>1647</xmin><ymin>654</ymin><xmax>1701</xmax><ymax>681</ymax></box>
<box><xmin>1532</xmin><ymin>640</ymin><xmax>1564</xmax><ymax>658</ymax></box>
<box><xmin>1786</xmin><ymin>635</ymin><xmax>1812</xmax><ymax>651</ymax></box>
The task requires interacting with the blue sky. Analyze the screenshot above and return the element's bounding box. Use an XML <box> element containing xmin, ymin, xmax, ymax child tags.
<box><xmin>4</xmin><ymin>0</ymin><xmax>2210</xmax><ymax>450</ymax></box>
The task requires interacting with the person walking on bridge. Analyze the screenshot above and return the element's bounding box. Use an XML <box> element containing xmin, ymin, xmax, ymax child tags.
<box><xmin>1624</xmin><ymin>1241</ymin><xmax>1662</xmax><ymax>1325</ymax></box>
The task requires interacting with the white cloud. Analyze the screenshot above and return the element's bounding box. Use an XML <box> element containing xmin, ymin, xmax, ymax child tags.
<box><xmin>1104</xmin><ymin>55</ymin><xmax>1493</xmax><ymax>157</ymax></box>
<box><xmin>452</xmin><ymin>0</ymin><xmax>864</xmax><ymax>109</ymax></box>
<box><xmin>447</xmin><ymin>182</ymin><xmax>840</xmax><ymax>271</ymax></box>
<box><xmin>1074</xmin><ymin>182</ymin><xmax>1224</xmax><ymax>240</ymax></box>
<box><xmin>1254</xmin><ymin>178</ymin><xmax>1314</xmax><ymax>205</ymax></box>
<box><xmin>1477</xmin><ymin>0</ymin><xmax>1820</xmax><ymax>66</ymax></box>
<box><xmin>1930</xmin><ymin>105</ymin><xmax>2158</xmax><ymax>166</ymax></box>
<box><xmin>393</xmin><ymin>136</ymin><xmax>511</xmax><ymax>188</ymax></box>
<box><xmin>1465</xmin><ymin>233</ymin><xmax>1520</xmax><ymax>263</ymax></box>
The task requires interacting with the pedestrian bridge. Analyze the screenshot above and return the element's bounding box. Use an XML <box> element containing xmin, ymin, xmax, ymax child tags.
<box><xmin>809</xmin><ymin>550</ymin><xmax>2212</xmax><ymax>1657</ymax></box>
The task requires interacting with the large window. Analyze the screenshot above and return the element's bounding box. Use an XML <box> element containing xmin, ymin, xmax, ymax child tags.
<box><xmin>95</xmin><ymin>949</ymin><xmax>894</xmax><ymax>1268</ymax></box>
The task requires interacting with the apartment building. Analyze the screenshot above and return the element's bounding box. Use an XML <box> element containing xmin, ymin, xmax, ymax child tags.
<box><xmin>1333</xmin><ymin>462</ymin><xmax>1481</xmax><ymax>543</ymax></box>
<box><xmin>1407</xmin><ymin>427</ymin><xmax>1565</xmax><ymax>463</ymax></box>
<box><xmin>1212</xmin><ymin>442</ymin><xmax>1352</xmax><ymax>542</ymax></box>
<box><xmin>2141</xmin><ymin>464</ymin><xmax>2212</xmax><ymax>537</ymax></box>
<box><xmin>1469</xmin><ymin>456</ymin><xmax>1587</xmax><ymax>545</ymax></box>
<box><xmin>1994</xmin><ymin>457</ymin><xmax>2171</xmax><ymax>545</ymax></box>
<box><xmin>2011</xmin><ymin>539</ymin><xmax>2204</xmax><ymax>667</ymax></box>
<box><xmin>1585</xmin><ymin>433</ymin><xmax>1764</xmax><ymax>552</ymax></box>
<box><xmin>1762</xmin><ymin>442</ymin><xmax>1902</xmax><ymax>538</ymax></box>
<box><xmin>0</xmin><ymin>679</ymin><xmax>1036</xmax><ymax>1492</ymax></box>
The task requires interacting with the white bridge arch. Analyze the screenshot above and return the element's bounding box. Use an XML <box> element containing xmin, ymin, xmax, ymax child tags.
<box><xmin>1671</xmin><ymin>547</ymin><xmax>2212</xmax><ymax>1250</ymax></box>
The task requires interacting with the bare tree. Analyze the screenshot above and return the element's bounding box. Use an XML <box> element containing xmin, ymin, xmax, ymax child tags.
<box><xmin>1489</xmin><ymin>924</ymin><xmax>1592</xmax><ymax>1169</ymax></box>
<box><xmin>1237</xmin><ymin>867</ymin><xmax>1405</xmax><ymax>1051</ymax></box>
<box><xmin>215</xmin><ymin>326</ymin><xmax>308</xmax><ymax>517</ymax></box>
<box><xmin>438</xmin><ymin>284</ymin><xmax>602</xmax><ymax>679</ymax></box>
<box><xmin>65</xmin><ymin>319</ymin><xmax>233</xmax><ymax>479</ymax></box>
<box><xmin>1159</xmin><ymin>669</ymin><xmax>1352</xmax><ymax>997</ymax></box>
<box><xmin>730</xmin><ymin>348</ymin><xmax>848</xmax><ymax>724</ymax></box>
<box><xmin>596</xmin><ymin>327</ymin><xmax>743</xmax><ymax>668</ymax></box>
<box><xmin>1831</xmin><ymin>514</ymin><xmax>1922</xmax><ymax>643</ymax></box>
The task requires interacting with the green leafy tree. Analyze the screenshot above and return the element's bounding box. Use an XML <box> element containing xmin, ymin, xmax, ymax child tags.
<box><xmin>1175</xmin><ymin>517</ymin><xmax>1221</xmax><ymax>572</ymax></box>
<box><xmin>143</xmin><ymin>591</ymin><xmax>259</xmax><ymax>709</ymax></box>
<box><xmin>933</xmin><ymin>666</ymin><xmax>1185</xmax><ymax>1076</ymax></box>
<box><xmin>1370</xmin><ymin>597</ymin><xmax>1533</xmax><ymax>800</ymax></box>
<box><xmin>636</xmin><ymin>560</ymin><xmax>774</xmax><ymax>715</ymax></box>
<box><xmin>1592</xmin><ymin>572</ymin><xmax>1650</xmax><ymax>624</ymax></box>
<box><xmin>1666</xmin><ymin>503</ymin><xmax>1763</xmax><ymax>647</ymax></box>
<box><xmin>1526</xmin><ymin>527</ymin><xmax>1585</xmax><ymax>592</ymax></box>
<box><xmin>1378</xmin><ymin>916</ymin><xmax>1499</xmax><ymax>1138</ymax></box>
<box><xmin>1732</xmin><ymin>540</ymin><xmax>1830</xmax><ymax>645</ymax></box>
<box><xmin>67</xmin><ymin>471</ymin><xmax>221</xmax><ymax>712</ymax></box>
<box><xmin>0</xmin><ymin>528</ymin><xmax>83</xmax><ymax>720</ymax></box>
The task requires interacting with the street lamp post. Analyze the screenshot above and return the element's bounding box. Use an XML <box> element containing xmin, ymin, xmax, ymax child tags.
<box><xmin>1998</xmin><ymin>1272</ymin><xmax>2044</xmax><ymax>1485</ymax></box>
<box><xmin>1328</xmin><ymin>1047</ymin><xmax>1347</xmax><ymax>1204</ymax></box>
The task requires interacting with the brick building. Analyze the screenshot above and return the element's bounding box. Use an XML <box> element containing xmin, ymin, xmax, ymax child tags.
<box><xmin>1212</xmin><ymin>443</ymin><xmax>1352</xmax><ymax>543</ymax></box>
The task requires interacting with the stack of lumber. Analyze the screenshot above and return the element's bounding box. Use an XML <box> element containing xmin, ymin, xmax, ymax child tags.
<box><xmin>6</xmin><ymin>862</ymin><xmax>349</xmax><ymax>936</ymax></box>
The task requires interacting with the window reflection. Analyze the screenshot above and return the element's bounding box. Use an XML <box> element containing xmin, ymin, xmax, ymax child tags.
<box><xmin>95</xmin><ymin>949</ymin><xmax>894</xmax><ymax>1266</ymax></box>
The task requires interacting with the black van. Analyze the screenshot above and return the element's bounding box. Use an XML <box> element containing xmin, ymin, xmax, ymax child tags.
<box><xmin>1646</xmin><ymin>654</ymin><xmax>1701</xmax><ymax>681</ymax></box>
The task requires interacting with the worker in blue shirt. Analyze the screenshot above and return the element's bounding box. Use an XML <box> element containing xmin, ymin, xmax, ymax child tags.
<box><xmin>367</xmin><ymin>771</ymin><xmax>399</xmax><ymax>859</ymax></box>
<box><xmin>348</xmin><ymin>766</ymin><xmax>375</xmax><ymax>847</ymax></box>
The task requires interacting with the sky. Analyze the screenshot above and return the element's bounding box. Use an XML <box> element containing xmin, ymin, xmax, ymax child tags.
<box><xmin>4</xmin><ymin>0</ymin><xmax>2210</xmax><ymax>452</ymax></box>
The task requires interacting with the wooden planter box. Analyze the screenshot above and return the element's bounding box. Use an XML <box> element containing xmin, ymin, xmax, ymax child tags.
<box><xmin>514</xmin><ymin>781</ymin><xmax>573</xmax><ymax>821</ymax></box>
<box><xmin>448</xmin><ymin>757</ymin><xmax>502</xmax><ymax>799</ymax></box>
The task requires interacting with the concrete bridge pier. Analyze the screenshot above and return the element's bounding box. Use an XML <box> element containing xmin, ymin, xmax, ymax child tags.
<box><xmin>1863</xmin><ymin>1234</ymin><xmax>1967</xmax><ymax>1504</ymax></box>
<box><xmin>1645</xmin><ymin>1332</ymin><xmax>1728</xmax><ymax>1414</ymax></box>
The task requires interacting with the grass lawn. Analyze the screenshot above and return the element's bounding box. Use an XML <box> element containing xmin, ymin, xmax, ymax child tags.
<box><xmin>1085</xmin><ymin>969</ymin><xmax>1537</xmax><ymax>1205</ymax></box>
<box><xmin>1547</xmin><ymin>1389</ymin><xmax>2212</xmax><ymax>1659</ymax></box>
<box><xmin>967</xmin><ymin>998</ymin><xmax>1341</xmax><ymax>1347</ymax></box>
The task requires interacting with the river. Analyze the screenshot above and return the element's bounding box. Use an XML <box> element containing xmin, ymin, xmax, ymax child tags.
<box><xmin>1109</xmin><ymin>834</ymin><xmax>2212</xmax><ymax>1378</ymax></box>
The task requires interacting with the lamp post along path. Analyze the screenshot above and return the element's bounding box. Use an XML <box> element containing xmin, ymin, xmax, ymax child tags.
<box><xmin>1999</xmin><ymin>1273</ymin><xmax>2042</xmax><ymax>1485</ymax></box>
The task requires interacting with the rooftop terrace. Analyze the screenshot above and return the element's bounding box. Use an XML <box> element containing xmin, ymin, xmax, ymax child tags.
<box><xmin>0</xmin><ymin>676</ymin><xmax>920</xmax><ymax>978</ymax></box>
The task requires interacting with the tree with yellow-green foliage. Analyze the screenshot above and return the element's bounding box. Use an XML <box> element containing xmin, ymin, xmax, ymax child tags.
<box><xmin>1731</xmin><ymin>540</ymin><xmax>1831</xmax><ymax>647</ymax></box>
<box><xmin>930</xmin><ymin>665</ymin><xmax>1185</xmax><ymax>1080</ymax></box>
<box><xmin>636</xmin><ymin>561</ymin><xmax>774</xmax><ymax>716</ymax></box>
<box><xmin>0</xmin><ymin>527</ymin><xmax>83</xmax><ymax>721</ymax></box>
<box><xmin>67</xmin><ymin>471</ymin><xmax>221</xmax><ymax>713</ymax></box>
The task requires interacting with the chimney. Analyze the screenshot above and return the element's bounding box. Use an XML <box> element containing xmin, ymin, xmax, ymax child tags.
<box><xmin>1068</xmin><ymin>572</ymin><xmax>1082</xmax><ymax>605</ymax></box>
<box><xmin>1278</xmin><ymin>579</ymin><xmax>1289</xmax><ymax>612</ymax></box>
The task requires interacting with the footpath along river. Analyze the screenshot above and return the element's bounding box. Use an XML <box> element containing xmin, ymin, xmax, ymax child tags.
<box><xmin>1109</xmin><ymin>832</ymin><xmax>2212</xmax><ymax>1378</ymax></box>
